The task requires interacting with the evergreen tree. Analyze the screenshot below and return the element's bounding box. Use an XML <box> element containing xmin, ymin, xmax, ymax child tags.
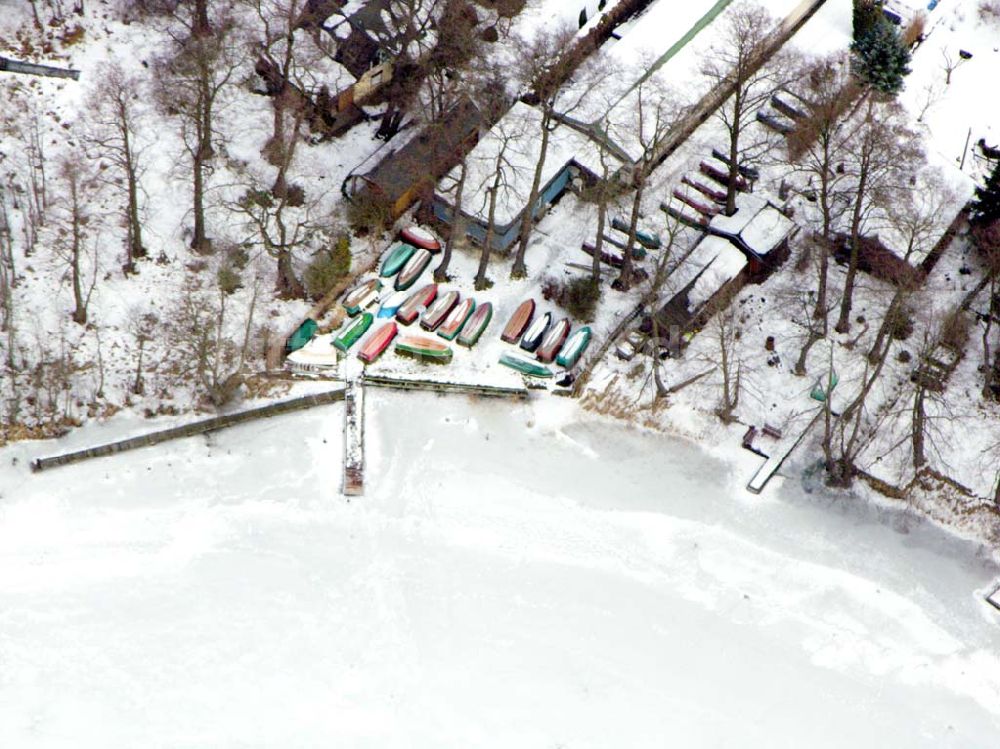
<box><xmin>851</xmin><ymin>20</ymin><xmax>912</xmax><ymax>96</ymax></box>
<box><xmin>852</xmin><ymin>0</ymin><xmax>882</xmax><ymax>41</ymax></box>
<box><xmin>971</xmin><ymin>161</ymin><xmax>1000</xmax><ymax>227</ymax></box>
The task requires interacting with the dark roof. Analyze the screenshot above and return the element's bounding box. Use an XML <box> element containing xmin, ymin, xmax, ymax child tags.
<box><xmin>362</xmin><ymin>97</ymin><xmax>483</xmax><ymax>206</ymax></box>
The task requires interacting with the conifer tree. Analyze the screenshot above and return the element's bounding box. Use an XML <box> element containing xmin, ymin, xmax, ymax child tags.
<box><xmin>971</xmin><ymin>161</ymin><xmax>1000</xmax><ymax>227</ymax></box>
<box><xmin>851</xmin><ymin>19</ymin><xmax>912</xmax><ymax>96</ymax></box>
<box><xmin>852</xmin><ymin>0</ymin><xmax>882</xmax><ymax>41</ymax></box>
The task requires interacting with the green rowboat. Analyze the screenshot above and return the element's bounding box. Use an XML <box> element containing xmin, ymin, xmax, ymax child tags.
<box><xmin>380</xmin><ymin>243</ymin><xmax>416</xmax><ymax>277</ymax></box>
<box><xmin>457</xmin><ymin>302</ymin><xmax>493</xmax><ymax>347</ymax></box>
<box><xmin>333</xmin><ymin>312</ymin><xmax>373</xmax><ymax>352</ymax></box>
<box><xmin>395</xmin><ymin>335</ymin><xmax>453</xmax><ymax>364</ymax></box>
<box><xmin>499</xmin><ymin>351</ymin><xmax>553</xmax><ymax>378</ymax></box>
<box><xmin>556</xmin><ymin>326</ymin><xmax>591</xmax><ymax>368</ymax></box>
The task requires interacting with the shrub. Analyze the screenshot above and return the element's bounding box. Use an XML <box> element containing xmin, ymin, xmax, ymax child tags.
<box><xmin>939</xmin><ymin>310</ymin><xmax>971</xmax><ymax>353</ymax></box>
<box><xmin>217</xmin><ymin>265</ymin><xmax>242</xmax><ymax>295</ymax></box>
<box><xmin>304</xmin><ymin>236</ymin><xmax>351</xmax><ymax>300</ymax></box>
<box><xmin>548</xmin><ymin>276</ymin><xmax>601</xmax><ymax>321</ymax></box>
<box><xmin>347</xmin><ymin>190</ymin><xmax>392</xmax><ymax>235</ymax></box>
<box><xmin>886</xmin><ymin>304</ymin><xmax>915</xmax><ymax>340</ymax></box>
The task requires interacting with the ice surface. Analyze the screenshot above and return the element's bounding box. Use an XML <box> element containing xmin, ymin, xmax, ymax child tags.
<box><xmin>1</xmin><ymin>392</ymin><xmax>998</xmax><ymax>747</ymax></box>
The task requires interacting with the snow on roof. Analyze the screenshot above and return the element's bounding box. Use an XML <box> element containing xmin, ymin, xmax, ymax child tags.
<box><xmin>741</xmin><ymin>205</ymin><xmax>795</xmax><ymax>256</ymax></box>
<box><xmin>689</xmin><ymin>236</ymin><xmax>746</xmax><ymax>308</ymax></box>
<box><xmin>437</xmin><ymin>102</ymin><xmax>618</xmax><ymax>227</ymax></box>
<box><xmin>709</xmin><ymin>192</ymin><xmax>768</xmax><ymax>236</ymax></box>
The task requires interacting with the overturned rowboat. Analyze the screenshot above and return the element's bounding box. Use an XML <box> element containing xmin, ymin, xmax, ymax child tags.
<box><xmin>333</xmin><ymin>312</ymin><xmax>373</xmax><ymax>352</ymax></box>
<box><xmin>400</xmin><ymin>225</ymin><xmax>441</xmax><ymax>253</ymax></box>
<box><xmin>358</xmin><ymin>321</ymin><xmax>398</xmax><ymax>363</ymax></box>
<box><xmin>437</xmin><ymin>298</ymin><xmax>476</xmax><ymax>341</ymax></box>
<box><xmin>499</xmin><ymin>351</ymin><xmax>553</xmax><ymax>378</ymax></box>
<box><xmin>395</xmin><ymin>335</ymin><xmax>453</xmax><ymax>363</ymax></box>
<box><xmin>556</xmin><ymin>326</ymin><xmax>591</xmax><ymax>368</ymax></box>
<box><xmin>380</xmin><ymin>243</ymin><xmax>416</xmax><ymax>277</ymax></box>
<box><xmin>519</xmin><ymin>311</ymin><xmax>551</xmax><ymax>353</ymax></box>
<box><xmin>394</xmin><ymin>248</ymin><xmax>433</xmax><ymax>291</ymax></box>
<box><xmin>396</xmin><ymin>283</ymin><xmax>437</xmax><ymax>325</ymax></box>
<box><xmin>420</xmin><ymin>290</ymin><xmax>460</xmax><ymax>331</ymax></box>
<box><xmin>535</xmin><ymin>317</ymin><xmax>570</xmax><ymax>363</ymax></box>
<box><xmin>342</xmin><ymin>278</ymin><xmax>382</xmax><ymax>316</ymax></box>
<box><xmin>501</xmin><ymin>298</ymin><xmax>535</xmax><ymax>343</ymax></box>
<box><xmin>457</xmin><ymin>302</ymin><xmax>492</xmax><ymax>348</ymax></box>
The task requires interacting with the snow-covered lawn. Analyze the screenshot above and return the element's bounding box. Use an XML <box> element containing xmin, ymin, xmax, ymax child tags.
<box><xmin>1</xmin><ymin>391</ymin><xmax>998</xmax><ymax>746</ymax></box>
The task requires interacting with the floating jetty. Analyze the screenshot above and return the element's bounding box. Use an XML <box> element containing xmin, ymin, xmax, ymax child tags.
<box><xmin>362</xmin><ymin>373</ymin><xmax>527</xmax><ymax>399</ymax></box>
<box><xmin>343</xmin><ymin>379</ymin><xmax>365</xmax><ymax>497</ymax></box>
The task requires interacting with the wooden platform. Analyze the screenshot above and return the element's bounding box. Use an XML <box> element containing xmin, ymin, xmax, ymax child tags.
<box><xmin>746</xmin><ymin>409</ymin><xmax>823</xmax><ymax>494</ymax></box>
<box><xmin>362</xmin><ymin>373</ymin><xmax>527</xmax><ymax>399</ymax></box>
<box><xmin>342</xmin><ymin>379</ymin><xmax>365</xmax><ymax>497</ymax></box>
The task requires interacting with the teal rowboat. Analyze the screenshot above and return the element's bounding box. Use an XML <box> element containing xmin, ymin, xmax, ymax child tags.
<box><xmin>556</xmin><ymin>326</ymin><xmax>591</xmax><ymax>368</ymax></box>
<box><xmin>457</xmin><ymin>302</ymin><xmax>492</xmax><ymax>347</ymax></box>
<box><xmin>380</xmin><ymin>243</ymin><xmax>417</xmax><ymax>277</ymax></box>
<box><xmin>285</xmin><ymin>318</ymin><xmax>317</xmax><ymax>353</ymax></box>
<box><xmin>499</xmin><ymin>351</ymin><xmax>553</xmax><ymax>378</ymax></box>
<box><xmin>612</xmin><ymin>216</ymin><xmax>660</xmax><ymax>250</ymax></box>
<box><xmin>333</xmin><ymin>312</ymin><xmax>373</xmax><ymax>352</ymax></box>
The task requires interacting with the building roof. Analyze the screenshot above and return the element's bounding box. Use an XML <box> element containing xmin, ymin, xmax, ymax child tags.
<box><xmin>362</xmin><ymin>97</ymin><xmax>483</xmax><ymax>206</ymax></box>
<box><xmin>436</xmin><ymin>101</ymin><xmax>619</xmax><ymax>228</ymax></box>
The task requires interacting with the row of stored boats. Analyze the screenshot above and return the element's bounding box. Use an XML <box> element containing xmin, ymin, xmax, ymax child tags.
<box><xmin>287</xmin><ymin>226</ymin><xmax>592</xmax><ymax>378</ymax></box>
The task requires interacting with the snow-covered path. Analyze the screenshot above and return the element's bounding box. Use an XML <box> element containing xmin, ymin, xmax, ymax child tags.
<box><xmin>1</xmin><ymin>392</ymin><xmax>998</xmax><ymax>747</ymax></box>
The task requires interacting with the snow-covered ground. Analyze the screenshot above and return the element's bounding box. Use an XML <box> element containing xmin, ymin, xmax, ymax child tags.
<box><xmin>2</xmin><ymin>391</ymin><xmax>999</xmax><ymax>746</ymax></box>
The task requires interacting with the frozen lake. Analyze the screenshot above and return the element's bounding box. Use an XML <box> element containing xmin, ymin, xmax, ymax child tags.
<box><xmin>1</xmin><ymin>391</ymin><xmax>999</xmax><ymax>746</ymax></box>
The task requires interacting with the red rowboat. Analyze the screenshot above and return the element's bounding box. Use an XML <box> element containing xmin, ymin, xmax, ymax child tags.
<box><xmin>358</xmin><ymin>321</ymin><xmax>398</xmax><ymax>363</ymax></box>
<box><xmin>437</xmin><ymin>298</ymin><xmax>476</xmax><ymax>341</ymax></box>
<box><xmin>396</xmin><ymin>283</ymin><xmax>438</xmax><ymax>325</ymax></box>
<box><xmin>400</xmin><ymin>225</ymin><xmax>441</xmax><ymax>253</ymax></box>
<box><xmin>536</xmin><ymin>317</ymin><xmax>571</xmax><ymax>363</ymax></box>
<box><xmin>501</xmin><ymin>299</ymin><xmax>535</xmax><ymax>343</ymax></box>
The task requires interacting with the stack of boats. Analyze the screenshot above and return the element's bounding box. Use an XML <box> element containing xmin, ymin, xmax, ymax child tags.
<box><xmin>498</xmin><ymin>298</ymin><xmax>592</xmax><ymax>379</ymax></box>
<box><xmin>312</xmin><ymin>226</ymin><xmax>496</xmax><ymax>366</ymax></box>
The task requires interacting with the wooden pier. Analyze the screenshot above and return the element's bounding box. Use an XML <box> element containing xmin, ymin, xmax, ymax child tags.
<box><xmin>342</xmin><ymin>379</ymin><xmax>365</xmax><ymax>497</ymax></box>
<box><xmin>362</xmin><ymin>373</ymin><xmax>528</xmax><ymax>399</ymax></box>
<box><xmin>746</xmin><ymin>409</ymin><xmax>823</xmax><ymax>494</ymax></box>
<box><xmin>32</xmin><ymin>389</ymin><xmax>345</xmax><ymax>472</ymax></box>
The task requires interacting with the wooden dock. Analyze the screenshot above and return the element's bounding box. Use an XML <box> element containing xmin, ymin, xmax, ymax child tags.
<box><xmin>746</xmin><ymin>409</ymin><xmax>823</xmax><ymax>494</ymax></box>
<box><xmin>32</xmin><ymin>389</ymin><xmax>346</xmax><ymax>472</ymax></box>
<box><xmin>362</xmin><ymin>373</ymin><xmax>528</xmax><ymax>399</ymax></box>
<box><xmin>342</xmin><ymin>379</ymin><xmax>365</xmax><ymax>497</ymax></box>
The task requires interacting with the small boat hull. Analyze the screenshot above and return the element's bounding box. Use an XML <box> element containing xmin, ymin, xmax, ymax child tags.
<box><xmin>437</xmin><ymin>298</ymin><xmax>476</xmax><ymax>341</ymax></box>
<box><xmin>380</xmin><ymin>243</ymin><xmax>416</xmax><ymax>277</ymax></box>
<box><xmin>420</xmin><ymin>290</ymin><xmax>459</xmax><ymax>331</ymax></box>
<box><xmin>285</xmin><ymin>318</ymin><xmax>318</xmax><ymax>353</ymax></box>
<box><xmin>394</xmin><ymin>248</ymin><xmax>433</xmax><ymax>291</ymax></box>
<box><xmin>343</xmin><ymin>278</ymin><xmax>382</xmax><ymax>316</ymax></box>
<box><xmin>611</xmin><ymin>217</ymin><xmax>661</xmax><ymax>249</ymax></box>
<box><xmin>395</xmin><ymin>335</ymin><xmax>453</xmax><ymax>363</ymax></box>
<box><xmin>499</xmin><ymin>351</ymin><xmax>553</xmax><ymax>378</ymax></box>
<box><xmin>400</xmin><ymin>226</ymin><xmax>441</xmax><ymax>252</ymax></box>
<box><xmin>556</xmin><ymin>326</ymin><xmax>591</xmax><ymax>368</ymax></box>
<box><xmin>457</xmin><ymin>302</ymin><xmax>493</xmax><ymax>347</ymax></box>
<box><xmin>536</xmin><ymin>318</ymin><xmax>570</xmax><ymax>363</ymax></box>
<box><xmin>501</xmin><ymin>299</ymin><xmax>535</xmax><ymax>343</ymax></box>
<box><xmin>519</xmin><ymin>311</ymin><xmax>551</xmax><ymax>352</ymax></box>
<box><xmin>396</xmin><ymin>283</ymin><xmax>438</xmax><ymax>325</ymax></box>
<box><xmin>377</xmin><ymin>290</ymin><xmax>409</xmax><ymax>318</ymax></box>
<box><xmin>334</xmin><ymin>312</ymin><xmax>373</xmax><ymax>352</ymax></box>
<box><xmin>358</xmin><ymin>321</ymin><xmax>398</xmax><ymax>363</ymax></box>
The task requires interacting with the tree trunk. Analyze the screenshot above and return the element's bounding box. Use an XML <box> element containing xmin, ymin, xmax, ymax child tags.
<box><xmin>511</xmin><ymin>118</ymin><xmax>550</xmax><ymax>279</ymax></box>
<box><xmin>593</xmin><ymin>194</ymin><xmax>607</xmax><ymax>284</ymax></box>
<box><xmin>476</xmin><ymin>178</ymin><xmax>502</xmax><ymax>289</ymax></box>
<box><xmin>911</xmin><ymin>385</ymin><xmax>926</xmax><ymax>468</ymax></box>
<box><xmin>835</xmin><ymin>163</ymin><xmax>869</xmax><ymax>334</ymax></box>
<box><xmin>437</xmin><ymin>160</ymin><xmax>466</xmax><ymax>282</ymax></box>
<box><xmin>617</xmin><ymin>177</ymin><xmax>645</xmax><ymax>291</ymax></box>
<box><xmin>794</xmin><ymin>330</ymin><xmax>822</xmax><ymax>375</ymax></box>
<box><xmin>124</xmin><ymin>134</ymin><xmax>145</xmax><ymax>263</ymax></box>
<box><xmin>191</xmin><ymin>148</ymin><xmax>210</xmax><ymax>254</ymax></box>
<box><xmin>275</xmin><ymin>249</ymin><xmax>304</xmax><ymax>299</ymax></box>
<box><xmin>725</xmin><ymin>96</ymin><xmax>742</xmax><ymax>217</ymax></box>
<box><xmin>194</xmin><ymin>0</ymin><xmax>212</xmax><ymax>37</ymax></box>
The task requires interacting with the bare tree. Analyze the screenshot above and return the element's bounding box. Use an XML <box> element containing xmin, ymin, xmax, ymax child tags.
<box><xmin>509</xmin><ymin>24</ymin><xmax>579</xmax><ymax>279</ymax></box>
<box><xmin>52</xmin><ymin>157</ymin><xmax>102</xmax><ymax>325</ymax></box>
<box><xmin>608</xmin><ymin>77</ymin><xmax>683</xmax><ymax>290</ymax></box>
<box><xmin>84</xmin><ymin>62</ymin><xmax>149</xmax><ymax>273</ymax></box>
<box><xmin>712</xmin><ymin>305</ymin><xmax>742</xmax><ymax>421</ymax></box>
<box><xmin>155</xmin><ymin>0</ymin><xmax>245</xmax><ymax>254</ymax></box>
<box><xmin>701</xmin><ymin>1</ymin><xmax>791</xmax><ymax>216</ymax></box>
<box><xmin>786</xmin><ymin>53</ymin><xmax>861</xmax><ymax>365</ymax></box>
<box><xmin>834</xmin><ymin>99</ymin><xmax>921</xmax><ymax>334</ymax></box>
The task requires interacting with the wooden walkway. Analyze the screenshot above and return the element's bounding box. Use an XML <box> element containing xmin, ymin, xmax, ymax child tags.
<box><xmin>343</xmin><ymin>380</ymin><xmax>365</xmax><ymax>497</ymax></box>
<box><xmin>746</xmin><ymin>409</ymin><xmax>823</xmax><ymax>494</ymax></box>
<box><xmin>32</xmin><ymin>389</ymin><xmax>345</xmax><ymax>472</ymax></box>
<box><xmin>362</xmin><ymin>373</ymin><xmax>528</xmax><ymax>399</ymax></box>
